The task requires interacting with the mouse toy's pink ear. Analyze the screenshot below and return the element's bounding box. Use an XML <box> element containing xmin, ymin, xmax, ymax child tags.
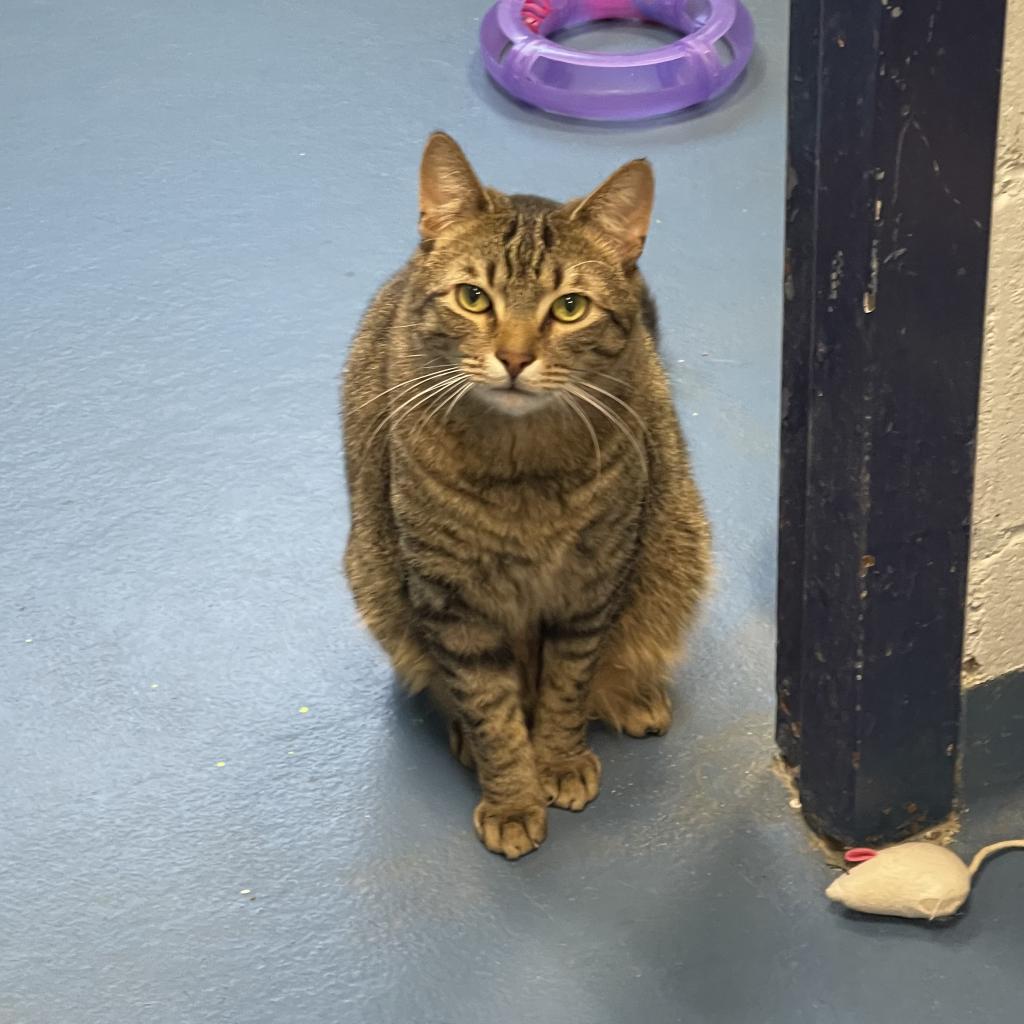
<box><xmin>844</xmin><ymin>848</ymin><xmax>878</xmax><ymax>864</ymax></box>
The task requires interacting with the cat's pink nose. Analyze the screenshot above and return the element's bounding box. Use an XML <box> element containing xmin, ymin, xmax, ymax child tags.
<box><xmin>496</xmin><ymin>351</ymin><xmax>535</xmax><ymax>380</ymax></box>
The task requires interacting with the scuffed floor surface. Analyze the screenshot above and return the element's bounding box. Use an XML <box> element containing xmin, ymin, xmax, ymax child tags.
<box><xmin>2</xmin><ymin>1</ymin><xmax>1022</xmax><ymax>1021</ymax></box>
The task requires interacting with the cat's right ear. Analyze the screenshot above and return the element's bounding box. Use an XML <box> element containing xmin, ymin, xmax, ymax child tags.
<box><xmin>419</xmin><ymin>132</ymin><xmax>490</xmax><ymax>239</ymax></box>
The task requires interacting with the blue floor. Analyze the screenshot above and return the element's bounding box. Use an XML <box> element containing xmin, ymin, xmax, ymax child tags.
<box><xmin>2</xmin><ymin>1</ymin><xmax>1022</xmax><ymax>1021</ymax></box>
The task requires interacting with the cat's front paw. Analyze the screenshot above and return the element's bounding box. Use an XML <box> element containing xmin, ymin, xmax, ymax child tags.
<box><xmin>473</xmin><ymin>798</ymin><xmax>547</xmax><ymax>860</ymax></box>
<box><xmin>538</xmin><ymin>750</ymin><xmax>601</xmax><ymax>811</ymax></box>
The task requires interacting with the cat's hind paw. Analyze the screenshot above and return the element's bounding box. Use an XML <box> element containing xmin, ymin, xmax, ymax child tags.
<box><xmin>604</xmin><ymin>685</ymin><xmax>673</xmax><ymax>738</ymax></box>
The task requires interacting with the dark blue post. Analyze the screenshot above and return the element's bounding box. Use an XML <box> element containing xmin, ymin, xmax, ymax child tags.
<box><xmin>776</xmin><ymin>0</ymin><xmax>1008</xmax><ymax>844</ymax></box>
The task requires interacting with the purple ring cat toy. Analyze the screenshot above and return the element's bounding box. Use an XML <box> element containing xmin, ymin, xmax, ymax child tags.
<box><xmin>480</xmin><ymin>0</ymin><xmax>754</xmax><ymax>121</ymax></box>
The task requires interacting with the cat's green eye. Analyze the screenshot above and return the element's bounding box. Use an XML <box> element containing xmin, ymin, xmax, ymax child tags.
<box><xmin>550</xmin><ymin>293</ymin><xmax>589</xmax><ymax>324</ymax></box>
<box><xmin>455</xmin><ymin>284</ymin><xmax>492</xmax><ymax>314</ymax></box>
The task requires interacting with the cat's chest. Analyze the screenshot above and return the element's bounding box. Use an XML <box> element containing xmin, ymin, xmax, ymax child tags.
<box><xmin>393</xmin><ymin>446</ymin><xmax>642</xmax><ymax>621</ymax></box>
<box><xmin>445</xmin><ymin>485</ymin><xmax>628</xmax><ymax>610</ymax></box>
<box><xmin>461</xmin><ymin>518</ymin><xmax>588</xmax><ymax>629</ymax></box>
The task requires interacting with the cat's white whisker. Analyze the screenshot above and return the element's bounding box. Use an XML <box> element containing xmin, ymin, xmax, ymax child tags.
<box><xmin>564</xmin><ymin>383</ymin><xmax>648</xmax><ymax>476</ymax></box>
<box><xmin>559</xmin><ymin>393</ymin><xmax>602</xmax><ymax>478</ymax></box>
<box><xmin>389</xmin><ymin>377</ymin><xmax>466</xmax><ymax>428</ymax></box>
<box><xmin>574</xmin><ymin>378</ymin><xmax>649</xmax><ymax>437</ymax></box>
<box><xmin>365</xmin><ymin>374</ymin><xmax>465</xmax><ymax>449</ymax></box>
<box><xmin>594</xmin><ymin>370</ymin><xmax>630</xmax><ymax>388</ymax></box>
<box><xmin>419</xmin><ymin>377</ymin><xmax>473</xmax><ymax>432</ymax></box>
<box><xmin>353</xmin><ymin>367</ymin><xmax>457</xmax><ymax>411</ymax></box>
<box><xmin>440</xmin><ymin>381</ymin><xmax>476</xmax><ymax>422</ymax></box>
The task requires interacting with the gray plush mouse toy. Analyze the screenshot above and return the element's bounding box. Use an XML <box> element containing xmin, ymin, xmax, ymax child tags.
<box><xmin>826</xmin><ymin>839</ymin><xmax>1024</xmax><ymax>920</ymax></box>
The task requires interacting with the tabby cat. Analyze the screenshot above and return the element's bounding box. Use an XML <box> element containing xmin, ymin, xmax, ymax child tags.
<box><xmin>342</xmin><ymin>133</ymin><xmax>710</xmax><ymax>859</ymax></box>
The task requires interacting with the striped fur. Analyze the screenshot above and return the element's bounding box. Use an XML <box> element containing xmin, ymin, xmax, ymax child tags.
<box><xmin>342</xmin><ymin>134</ymin><xmax>710</xmax><ymax>858</ymax></box>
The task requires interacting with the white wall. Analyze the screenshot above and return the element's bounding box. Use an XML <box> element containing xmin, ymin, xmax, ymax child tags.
<box><xmin>964</xmin><ymin>0</ymin><xmax>1024</xmax><ymax>687</ymax></box>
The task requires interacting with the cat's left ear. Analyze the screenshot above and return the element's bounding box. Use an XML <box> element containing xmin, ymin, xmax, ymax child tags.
<box><xmin>419</xmin><ymin>132</ymin><xmax>491</xmax><ymax>239</ymax></box>
<box><xmin>569</xmin><ymin>159</ymin><xmax>654</xmax><ymax>269</ymax></box>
